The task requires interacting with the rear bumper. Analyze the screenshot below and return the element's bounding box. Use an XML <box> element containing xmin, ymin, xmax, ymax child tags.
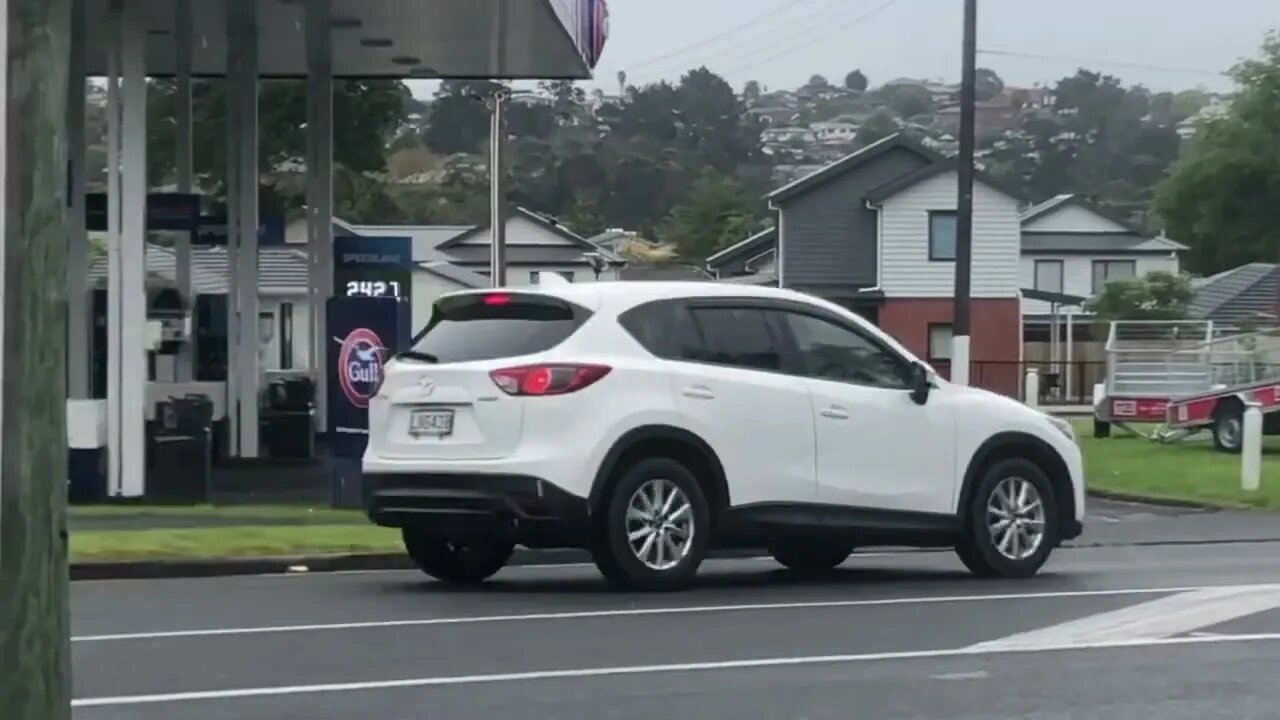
<box><xmin>363</xmin><ymin>472</ymin><xmax>590</xmax><ymax>545</ymax></box>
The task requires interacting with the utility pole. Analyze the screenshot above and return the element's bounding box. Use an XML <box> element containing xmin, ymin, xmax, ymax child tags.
<box><xmin>486</xmin><ymin>86</ymin><xmax>510</xmax><ymax>288</ymax></box>
<box><xmin>952</xmin><ymin>0</ymin><xmax>977</xmax><ymax>386</ymax></box>
<box><xmin>0</xmin><ymin>0</ymin><xmax>74</xmax><ymax>717</ymax></box>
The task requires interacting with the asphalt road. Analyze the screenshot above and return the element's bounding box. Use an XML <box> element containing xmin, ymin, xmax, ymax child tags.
<box><xmin>72</xmin><ymin>507</ymin><xmax>1280</xmax><ymax>720</ymax></box>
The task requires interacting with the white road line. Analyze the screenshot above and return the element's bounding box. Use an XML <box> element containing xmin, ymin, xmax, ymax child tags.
<box><xmin>71</xmin><ymin>631</ymin><xmax>1280</xmax><ymax>708</ymax></box>
<box><xmin>968</xmin><ymin>584</ymin><xmax>1280</xmax><ymax>652</ymax></box>
<box><xmin>72</xmin><ymin>585</ymin><xmax>1201</xmax><ymax>643</ymax></box>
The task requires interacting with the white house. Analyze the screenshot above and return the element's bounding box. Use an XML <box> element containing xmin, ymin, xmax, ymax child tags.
<box><xmin>1019</xmin><ymin>194</ymin><xmax>1185</xmax><ymax>319</ymax></box>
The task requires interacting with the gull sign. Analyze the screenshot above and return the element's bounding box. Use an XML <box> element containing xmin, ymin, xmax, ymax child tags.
<box><xmin>334</xmin><ymin>328</ymin><xmax>387</xmax><ymax>409</ymax></box>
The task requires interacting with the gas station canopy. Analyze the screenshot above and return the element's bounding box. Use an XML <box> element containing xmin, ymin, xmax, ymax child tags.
<box><xmin>82</xmin><ymin>0</ymin><xmax>601</xmax><ymax>78</ymax></box>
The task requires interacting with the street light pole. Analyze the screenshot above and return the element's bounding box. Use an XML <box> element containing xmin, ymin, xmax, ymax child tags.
<box><xmin>487</xmin><ymin>87</ymin><xmax>510</xmax><ymax>288</ymax></box>
<box><xmin>952</xmin><ymin>0</ymin><xmax>977</xmax><ymax>386</ymax></box>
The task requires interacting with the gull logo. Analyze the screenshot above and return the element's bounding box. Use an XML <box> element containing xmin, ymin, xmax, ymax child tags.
<box><xmin>333</xmin><ymin>329</ymin><xmax>387</xmax><ymax>409</ymax></box>
<box><xmin>417</xmin><ymin>377</ymin><xmax>435</xmax><ymax>396</ymax></box>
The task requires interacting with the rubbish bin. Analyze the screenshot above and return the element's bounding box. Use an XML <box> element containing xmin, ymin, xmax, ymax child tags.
<box><xmin>262</xmin><ymin>377</ymin><xmax>316</xmax><ymax>459</ymax></box>
<box><xmin>146</xmin><ymin>394</ymin><xmax>214</xmax><ymax>502</ymax></box>
<box><xmin>67</xmin><ymin>399</ymin><xmax>108</xmax><ymax>503</ymax></box>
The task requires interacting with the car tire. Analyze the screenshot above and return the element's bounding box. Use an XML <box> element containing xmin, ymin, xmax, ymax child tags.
<box><xmin>592</xmin><ymin>456</ymin><xmax>711</xmax><ymax>592</ymax></box>
<box><xmin>769</xmin><ymin>536</ymin><xmax>854</xmax><ymax>572</ymax></box>
<box><xmin>955</xmin><ymin>457</ymin><xmax>1059</xmax><ymax>579</ymax></box>
<box><xmin>1212</xmin><ymin>403</ymin><xmax>1244</xmax><ymax>454</ymax></box>
<box><xmin>402</xmin><ymin>530</ymin><xmax>514</xmax><ymax>584</ymax></box>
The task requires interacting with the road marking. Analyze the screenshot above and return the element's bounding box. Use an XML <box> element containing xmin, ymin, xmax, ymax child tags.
<box><xmin>71</xmin><ymin>630</ymin><xmax>1280</xmax><ymax>708</ymax></box>
<box><xmin>967</xmin><ymin>584</ymin><xmax>1280</xmax><ymax>651</ymax></box>
<box><xmin>71</xmin><ymin>585</ymin><xmax>1202</xmax><ymax>643</ymax></box>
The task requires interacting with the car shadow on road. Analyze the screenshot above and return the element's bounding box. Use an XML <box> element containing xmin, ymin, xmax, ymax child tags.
<box><xmin>380</xmin><ymin>563</ymin><xmax>1024</xmax><ymax>596</ymax></box>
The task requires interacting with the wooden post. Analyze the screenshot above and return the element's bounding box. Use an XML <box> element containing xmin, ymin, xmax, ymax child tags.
<box><xmin>0</xmin><ymin>0</ymin><xmax>74</xmax><ymax>716</ymax></box>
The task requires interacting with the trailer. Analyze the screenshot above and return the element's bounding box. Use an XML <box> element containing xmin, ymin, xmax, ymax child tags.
<box><xmin>1164</xmin><ymin>329</ymin><xmax>1280</xmax><ymax>453</ymax></box>
<box><xmin>1094</xmin><ymin>320</ymin><xmax>1280</xmax><ymax>452</ymax></box>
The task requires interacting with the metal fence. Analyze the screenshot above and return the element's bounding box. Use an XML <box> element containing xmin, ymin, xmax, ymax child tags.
<box><xmin>961</xmin><ymin>360</ymin><xmax>1106</xmax><ymax>405</ymax></box>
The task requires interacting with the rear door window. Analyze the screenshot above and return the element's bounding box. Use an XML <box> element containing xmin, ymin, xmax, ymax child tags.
<box><xmin>687</xmin><ymin>307</ymin><xmax>782</xmax><ymax>372</ymax></box>
<box><xmin>409</xmin><ymin>293</ymin><xmax>590</xmax><ymax>363</ymax></box>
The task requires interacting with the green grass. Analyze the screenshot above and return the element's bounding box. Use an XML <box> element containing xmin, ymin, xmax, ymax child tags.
<box><xmin>69</xmin><ymin>503</ymin><xmax>363</xmax><ymax>524</ymax></box>
<box><xmin>1076</xmin><ymin>421</ymin><xmax>1280</xmax><ymax>509</ymax></box>
<box><xmin>70</xmin><ymin>524</ymin><xmax>402</xmax><ymax>562</ymax></box>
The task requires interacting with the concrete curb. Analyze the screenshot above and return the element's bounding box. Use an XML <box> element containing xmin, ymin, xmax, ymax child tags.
<box><xmin>1086</xmin><ymin>488</ymin><xmax>1240</xmax><ymax>511</ymax></box>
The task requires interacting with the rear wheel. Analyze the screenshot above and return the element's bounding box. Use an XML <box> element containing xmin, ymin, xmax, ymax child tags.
<box><xmin>956</xmin><ymin>458</ymin><xmax>1058</xmax><ymax>579</ymax></box>
<box><xmin>769</xmin><ymin>537</ymin><xmax>855</xmax><ymax>572</ymax></box>
<box><xmin>1213</xmin><ymin>402</ymin><xmax>1244</xmax><ymax>454</ymax></box>
<box><xmin>592</xmin><ymin>457</ymin><xmax>710</xmax><ymax>592</ymax></box>
<box><xmin>402</xmin><ymin>530</ymin><xmax>513</xmax><ymax>584</ymax></box>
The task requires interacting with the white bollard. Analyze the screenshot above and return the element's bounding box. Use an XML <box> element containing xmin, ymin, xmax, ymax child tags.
<box><xmin>1024</xmin><ymin>368</ymin><xmax>1040</xmax><ymax>409</ymax></box>
<box><xmin>1242</xmin><ymin>402</ymin><xmax>1263</xmax><ymax>492</ymax></box>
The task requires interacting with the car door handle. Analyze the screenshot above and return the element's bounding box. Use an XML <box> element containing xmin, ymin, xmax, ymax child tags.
<box><xmin>819</xmin><ymin>405</ymin><xmax>849</xmax><ymax>420</ymax></box>
<box><xmin>681</xmin><ymin>385</ymin><xmax>715</xmax><ymax>400</ymax></box>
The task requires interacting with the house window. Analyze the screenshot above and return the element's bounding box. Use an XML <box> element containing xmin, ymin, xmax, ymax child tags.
<box><xmin>928</xmin><ymin>211</ymin><xmax>957</xmax><ymax>261</ymax></box>
<box><xmin>928</xmin><ymin>324</ymin><xmax>953</xmax><ymax>361</ymax></box>
<box><xmin>559</xmin><ymin>270</ymin><xmax>575</xmax><ymax>282</ymax></box>
<box><xmin>529</xmin><ymin>271</ymin><xmax>541</xmax><ymax>284</ymax></box>
<box><xmin>1091</xmin><ymin>260</ymin><xmax>1136</xmax><ymax>293</ymax></box>
<box><xmin>1034</xmin><ymin>260</ymin><xmax>1064</xmax><ymax>294</ymax></box>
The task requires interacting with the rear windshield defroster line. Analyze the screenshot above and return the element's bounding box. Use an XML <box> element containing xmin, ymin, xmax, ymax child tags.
<box><xmin>404</xmin><ymin>292</ymin><xmax>592</xmax><ymax>364</ymax></box>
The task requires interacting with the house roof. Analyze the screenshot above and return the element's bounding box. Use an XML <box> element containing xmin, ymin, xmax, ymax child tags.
<box><xmin>705</xmin><ymin>227</ymin><xmax>777</xmax><ymax>268</ymax></box>
<box><xmin>617</xmin><ymin>264</ymin><xmax>712</xmax><ymax>281</ymax></box>
<box><xmin>345</xmin><ymin>222</ymin><xmax>471</xmax><ymax>259</ymax></box>
<box><xmin>1021</xmin><ymin>233</ymin><xmax>1187</xmax><ymax>254</ymax></box>
<box><xmin>718</xmin><ymin>271</ymin><xmax>778</xmax><ymax>286</ymax></box>
<box><xmin>863</xmin><ymin>155</ymin><xmax>1028</xmax><ymax>205</ymax></box>
<box><xmin>87</xmin><ymin>244</ymin><xmax>311</xmax><ymax>295</ymax></box>
<box><xmin>1188</xmin><ymin>263</ymin><xmax>1280</xmax><ymax>323</ymax></box>
<box><xmin>765</xmin><ymin>133</ymin><xmax>945</xmax><ymax>205</ymax></box>
<box><xmin>417</xmin><ymin>260</ymin><xmax>489</xmax><ymax>289</ymax></box>
<box><xmin>436</xmin><ymin>207</ymin><xmax>606</xmax><ymax>255</ymax></box>
<box><xmin>1020</xmin><ymin>193</ymin><xmax>1152</xmax><ymax>237</ymax></box>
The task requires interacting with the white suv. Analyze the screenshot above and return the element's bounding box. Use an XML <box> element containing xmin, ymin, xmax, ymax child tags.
<box><xmin>364</xmin><ymin>280</ymin><xmax>1085</xmax><ymax>591</ymax></box>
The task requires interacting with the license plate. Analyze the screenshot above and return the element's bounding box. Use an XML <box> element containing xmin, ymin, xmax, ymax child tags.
<box><xmin>409</xmin><ymin>408</ymin><xmax>454</xmax><ymax>437</ymax></box>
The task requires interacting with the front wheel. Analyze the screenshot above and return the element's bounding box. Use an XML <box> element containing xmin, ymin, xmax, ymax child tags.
<box><xmin>956</xmin><ymin>458</ymin><xmax>1058</xmax><ymax>579</ymax></box>
<box><xmin>402</xmin><ymin>530</ymin><xmax>513</xmax><ymax>584</ymax></box>
<box><xmin>592</xmin><ymin>457</ymin><xmax>711</xmax><ymax>592</ymax></box>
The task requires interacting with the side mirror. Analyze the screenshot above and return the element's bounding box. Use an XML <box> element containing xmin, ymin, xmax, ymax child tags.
<box><xmin>909</xmin><ymin>362</ymin><xmax>932</xmax><ymax>405</ymax></box>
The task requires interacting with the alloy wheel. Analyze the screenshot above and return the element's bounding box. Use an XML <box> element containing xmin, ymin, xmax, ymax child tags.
<box><xmin>624</xmin><ymin>478</ymin><xmax>695</xmax><ymax>571</ymax></box>
<box><xmin>986</xmin><ymin>476</ymin><xmax>1046</xmax><ymax>561</ymax></box>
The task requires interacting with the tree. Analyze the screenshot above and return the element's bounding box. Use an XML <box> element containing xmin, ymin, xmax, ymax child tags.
<box><xmin>881</xmin><ymin>83</ymin><xmax>932</xmax><ymax>118</ymax></box>
<box><xmin>1154</xmin><ymin>32</ymin><xmax>1280</xmax><ymax>274</ymax></box>
<box><xmin>422</xmin><ymin>82</ymin><xmax>491</xmax><ymax>156</ymax></box>
<box><xmin>743</xmin><ymin>80</ymin><xmax>762</xmax><ymax>103</ymax></box>
<box><xmin>857</xmin><ymin>109</ymin><xmax>899</xmax><ymax>145</ymax></box>
<box><xmin>145</xmin><ymin>78</ymin><xmax>409</xmax><ymax>193</ymax></box>
<box><xmin>974</xmin><ymin>68</ymin><xmax>1004</xmax><ymax>101</ymax></box>
<box><xmin>806</xmin><ymin>74</ymin><xmax>831</xmax><ymax>89</ymax></box>
<box><xmin>659</xmin><ymin>170</ymin><xmax>763</xmax><ymax>261</ymax></box>
<box><xmin>1083</xmin><ymin>271</ymin><xmax>1193</xmax><ymax>320</ymax></box>
<box><xmin>844</xmin><ymin>69</ymin><xmax>868</xmax><ymax>92</ymax></box>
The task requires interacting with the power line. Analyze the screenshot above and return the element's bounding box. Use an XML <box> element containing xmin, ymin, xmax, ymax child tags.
<box><xmin>718</xmin><ymin>0</ymin><xmax>903</xmax><ymax>78</ymax></box>
<box><xmin>978</xmin><ymin>49</ymin><xmax>1228</xmax><ymax>78</ymax></box>
<box><xmin>627</xmin><ymin>0</ymin><xmax>856</xmax><ymax>82</ymax></box>
<box><xmin>625</xmin><ymin>0</ymin><xmax>829</xmax><ymax>73</ymax></box>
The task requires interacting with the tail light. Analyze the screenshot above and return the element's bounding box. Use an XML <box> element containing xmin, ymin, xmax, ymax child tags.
<box><xmin>489</xmin><ymin>364</ymin><xmax>611</xmax><ymax>396</ymax></box>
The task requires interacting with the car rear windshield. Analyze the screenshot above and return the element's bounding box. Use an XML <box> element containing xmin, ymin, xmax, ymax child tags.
<box><xmin>407</xmin><ymin>292</ymin><xmax>591</xmax><ymax>363</ymax></box>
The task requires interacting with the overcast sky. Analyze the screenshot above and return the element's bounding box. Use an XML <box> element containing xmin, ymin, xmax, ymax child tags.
<box><xmin>411</xmin><ymin>0</ymin><xmax>1279</xmax><ymax>98</ymax></box>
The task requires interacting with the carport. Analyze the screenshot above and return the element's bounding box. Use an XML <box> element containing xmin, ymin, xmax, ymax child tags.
<box><xmin>58</xmin><ymin>0</ymin><xmax>603</xmax><ymax>496</ymax></box>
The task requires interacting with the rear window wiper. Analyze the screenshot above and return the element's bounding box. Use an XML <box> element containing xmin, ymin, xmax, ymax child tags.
<box><xmin>395</xmin><ymin>350</ymin><xmax>439</xmax><ymax>363</ymax></box>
